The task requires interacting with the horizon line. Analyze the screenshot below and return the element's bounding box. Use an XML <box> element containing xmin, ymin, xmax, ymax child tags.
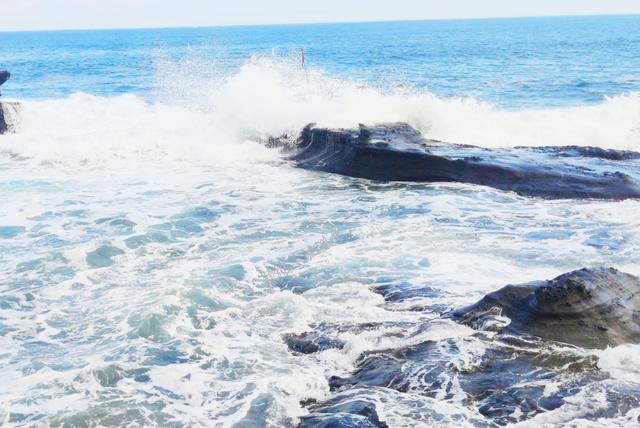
<box><xmin>1</xmin><ymin>12</ymin><xmax>638</xmax><ymax>34</ymax></box>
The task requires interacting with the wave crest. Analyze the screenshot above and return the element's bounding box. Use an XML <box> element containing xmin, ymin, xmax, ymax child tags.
<box><xmin>3</xmin><ymin>55</ymin><xmax>640</xmax><ymax>163</ymax></box>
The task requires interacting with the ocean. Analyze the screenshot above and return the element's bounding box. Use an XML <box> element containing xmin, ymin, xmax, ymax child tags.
<box><xmin>1</xmin><ymin>14</ymin><xmax>640</xmax><ymax>427</ymax></box>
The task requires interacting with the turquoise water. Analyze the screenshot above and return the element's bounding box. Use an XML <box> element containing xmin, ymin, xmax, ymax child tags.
<box><xmin>1</xmin><ymin>15</ymin><xmax>640</xmax><ymax>428</ymax></box>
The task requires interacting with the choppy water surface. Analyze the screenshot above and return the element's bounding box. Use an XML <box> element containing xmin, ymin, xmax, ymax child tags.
<box><xmin>1</xmin><ymin>15</ymin><xmax>640</xmax><ymax>427</ymax></box>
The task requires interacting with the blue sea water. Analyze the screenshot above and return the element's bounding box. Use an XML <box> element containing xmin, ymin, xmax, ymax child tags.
<box><xmin>2</xmin><ymin>15</ymin><xmax>640</xmax><ymax>107</ymax></box>
<box><xmin>1</xmin><ymin>15</ymin><xmax>640</xmax><ymax>428</ymax></box>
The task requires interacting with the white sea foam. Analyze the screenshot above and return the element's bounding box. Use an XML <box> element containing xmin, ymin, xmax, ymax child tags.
<box><xmin>2</xmin><ymin>55</ymin><xmax>640</xmax><ymax>427</ymax></box>
<box><xmin>155</xmin><ymin>55</ymin><xmax>640</xmax><ymax>150</ymax></box>
<box><xmin>2</xmin><ymin>56</ymin><xmax>639</xmax><ymax>166</ymax></box>
<box><xmin>597</xmin><ymin>344</ymin><xmax>640</xmax><ymax>384</ymax></box>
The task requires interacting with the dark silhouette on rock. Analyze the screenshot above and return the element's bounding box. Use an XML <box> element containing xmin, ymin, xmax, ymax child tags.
<box><xmin>0</xmin><ymin>70</ymin><xmax>9</xmax><ymax>101</ymax></box>
<box><xmin>452</xmin><ymin>267</ymin><xmax>640</xmax><ymax>349</ymax></box>
<box><xmin>0</xmin><ymin>70</ymin><xmax>9</xmax><ymax>90</ymax></box>
<box><xmin>283</xmin><ymin>123</ymin><xmax>640</xmax><ymax>199</ymax></box>
<box><xmin>0</xmin><ymin>105</ymin><xmax>6</xmax><ymax>135</ymax></box>
<box><xmin>0</xmin><ymin>70</ymin><xmax>10</xmax><ymax>134</ymax></box>
<box><xmin>299</xmin><ymin>393</ymin><xmax>389</xmax><ymax>428</ymax></box>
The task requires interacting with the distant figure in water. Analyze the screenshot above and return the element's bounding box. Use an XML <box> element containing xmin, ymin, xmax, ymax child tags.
<box><xmin>0</xmin><ymin>70</ymin><xmax>10</xmax><ymax>96</ymax></box>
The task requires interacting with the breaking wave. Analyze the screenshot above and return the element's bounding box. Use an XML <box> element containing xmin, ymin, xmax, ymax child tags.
<box><xmin>2</xmin><ymin>54</ymin><xmax>640</xmax><ymax>428</ymax></box>
<box><xmin>2</xmin><ymin>55</ymin><xmax>640</xmax><ymax>164</ymax></box>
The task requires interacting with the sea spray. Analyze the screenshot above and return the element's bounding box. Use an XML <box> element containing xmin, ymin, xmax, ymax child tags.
<box><xmin>2</xmin><ymin>19</ymin><xmax>640</xmax><ymax>426</ymax></box>
<box><xmin>3</xmin><ymin>56</ymin><xmax>640</xmax><ymax>166</ymax></box>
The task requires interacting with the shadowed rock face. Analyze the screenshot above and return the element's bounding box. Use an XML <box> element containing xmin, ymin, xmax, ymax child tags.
<box><xmin>287</xmin><ymin>268</ymin><xmax>640</xmax><ymax>425</ymax></box>
<box><xmin>0</xmin><ymin>70</ymin><xmax>11</xmax><ymax>134</ymax></box>
<box><xmin>0</xmin><ymin>104</ymin><xmax>6</xmax><ymax>135</ymax></box>
<box><xmin>0</xmin><ymin>70</ymin><xmax>9</xmax><ymax>87</ymax></box>
<box><xmin>452</xmin><ymin>267</ymin><xmax>640</xmax><ymax>349</ymax></box>
<box><xmin>299</xmin><ymin>394</ymin><xmax>389</xmax><ymax>428</ymax></box>
<box><xmin>286</xmin><ymin>123</ymin><xmax>640</xmax><ymax>199</ymax></box>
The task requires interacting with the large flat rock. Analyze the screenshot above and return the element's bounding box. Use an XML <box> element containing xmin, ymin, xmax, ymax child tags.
<box><xmin>452</xmin><ymin>267</ymin><xmax>640</xmax><ymax>349</ymax></box>
<box><xmin>285</xmin><ymin>123</ymin><xmax>640</xmax><ymax>199</ymax></box>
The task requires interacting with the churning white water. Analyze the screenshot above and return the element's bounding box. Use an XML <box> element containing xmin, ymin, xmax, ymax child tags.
<box><xmin>1</xmin><ymin>57</ymin><xmax>640</xmax><ymax>426</ymax></box>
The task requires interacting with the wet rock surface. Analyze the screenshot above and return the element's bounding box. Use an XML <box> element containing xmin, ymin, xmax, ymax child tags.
<box><xmin>299</xmin><ymin>393</ymin><xmax>389</xmax><ymax>428</ymax></box>
<box><xmin>0</xmin><ymin>70</ymin><xmax>9</xmax><ymax>87</ymax></box>
<box><xmin>326</xmin><ymin>337</ymin><xmax>602</xmax><ymax>426</ymax></box>
<box><xmin>282</xmin><ymin>123</ymin><xmax>640</xmax><ymax>199</ymax></box>
<box><xmin>290</xmin><ymin>268</ymin><xmax>640</xmax><ymax>426</ymax></box>
<box><xmin>284</xmin><ymin>330</ymin><xmax>345</xmax><ymax>355</ymax></box>
<box><xmin>371</xmin><ymin>282</ymin><xmax>445</xmax><ymax>312</ymax></box>
<box><xmin>0</xmin><ymin>104</ymin><xmax>7</xmax><ymax>135</ymax></box>
<box><xmin>0</xmin><ymin>70</ymin><xmax>13</xmax><ymax>134</ymax></box>
<box><xmin>453</xmin><ymin>267</ymin><xmax>640</xmax><ymax>349</ymax></box>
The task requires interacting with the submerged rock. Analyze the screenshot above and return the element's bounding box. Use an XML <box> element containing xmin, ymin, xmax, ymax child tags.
<box><xmin>371</xmin><ymin>282</ymin><xmax>445</xmax><ymax>312</ymax></box>
<box><xmin>452</xmin><ymin>267</ymin><xmax>640</xmax><ymax>349</ymax></box>
<box><xmin>299</xmin><ymin>392</ymin><xmax>389</xmax><ymax>428</ymax></box>
<box><xmin>283</xmin><ymin>123</ymin><xmax>640</xmax><ymax>199</ymax></box>
<box><xmin>327</xmin><ymin>336</ymin><xmax>600</xmax><ymax>425</ymax></box>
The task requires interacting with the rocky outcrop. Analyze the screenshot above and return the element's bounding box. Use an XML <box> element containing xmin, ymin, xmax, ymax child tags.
<box><xmin>0</xmin><ymin>70</ymin><xmax>9</xmax><ymax>87</ymax></box>
<box><xmin>0</xmin><ymin>70</ymin><xmax>11</xmax><ymax>135</ymax></box>
<box><xmin>288</xmin><ymin>268</ymin><xmax>640</xmax><ymax>425</ymax></box>
<box><xmin>284</xmin><ymin>123</ymin><xmax>640</xmax><ymax>199</ymax></box>
<box><xmin>452</xmin><ymin>267</ymin><xmax>640</xmax><ymax>349</ymax></box>
<box><xmin>0</xmin><ymin>103</ymin><xmax>7</xmax><ymax>135</ymax></box>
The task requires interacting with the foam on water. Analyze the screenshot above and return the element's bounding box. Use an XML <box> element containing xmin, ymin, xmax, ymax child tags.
<box><xmin>1</xmin><ymin>56</ymin><xmax>640</xmax><ymax>166</ymax></box>
<box><xmin>185</xmin><ymin>56</ymin><xmax>640</xmax><ymax>150</ymax></box>
<box><xmin>1</xmin><ymin>55</ymin><xmax>640</xmax><ymax>426</ymax></box>
<box><xmin>597</xmin><ymin>345</ymin><xmax>640</xmax><ymax>384</ymax></box>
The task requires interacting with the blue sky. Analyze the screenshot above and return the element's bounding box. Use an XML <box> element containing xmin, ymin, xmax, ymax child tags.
<box><xmin>2</xmin><ymin>0</ymin><xmax>640</xmax><ymax>31</ymax></box>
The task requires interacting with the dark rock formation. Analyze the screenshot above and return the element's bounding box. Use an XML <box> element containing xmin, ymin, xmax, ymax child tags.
<box><xmin>452</xmin><ymin>267</ymin><xmax>640</xmax><ymax>349</ymax></box>
<box><xmin>0</xmin><ymin>103</ymin><xmax>6</xmax><ymax>135</ymax></box>
<box><xmin>0</xmin><ymin>70</ymin><xmax>11</xmax><ymax>134</ymax></box>
<box><xmin>283</xmin><ymin>321</ymin><xmax>411</xmax><ymax>356</ymax></box>
<box><xmin>371</xmin><ymin>282</ymin><xmax>446</xmax><ymax>312</ymax></box>
<box><xmin>283</xmin><ymin>331</ymin><xmax>345</xmax><ymax>354</ymax></box>
<box><xmin>0</xmin><ymin>70</ymin><xmax>9</xmax><ymax>88</ymax></box>
<box><xmin>0</xmin><ymin>70</ymin><xmax>9</xmax><ymax>116</ymax></box>
<box><xmin>285</xmin><ymin>123</ymin><xmax>640</xmax><ymax>199</ymax></box>
<box><xmin>292</xmin><ymin>268</ymin><xmax>640</xmax><ymax>426</ymax></box>
<box><xmin>326</xmin><ymin>336</ymin><xmax>600</xmax><ymax>425</ymax></box>
<box><xmin>299</xmin><ymin>393</ymin><xmax>389</xmax><ymax>428</ymax></box>
<box><xmin>0</xmin><ymin>101</ymin><xmax>20</xmax><ymax>135</ymax></box>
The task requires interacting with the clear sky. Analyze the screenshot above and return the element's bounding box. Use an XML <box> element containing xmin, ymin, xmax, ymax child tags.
<box><xmin>2</xmin><ymin>0</ymin><xmax>640</xmax><ymax>31</ymax></box>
